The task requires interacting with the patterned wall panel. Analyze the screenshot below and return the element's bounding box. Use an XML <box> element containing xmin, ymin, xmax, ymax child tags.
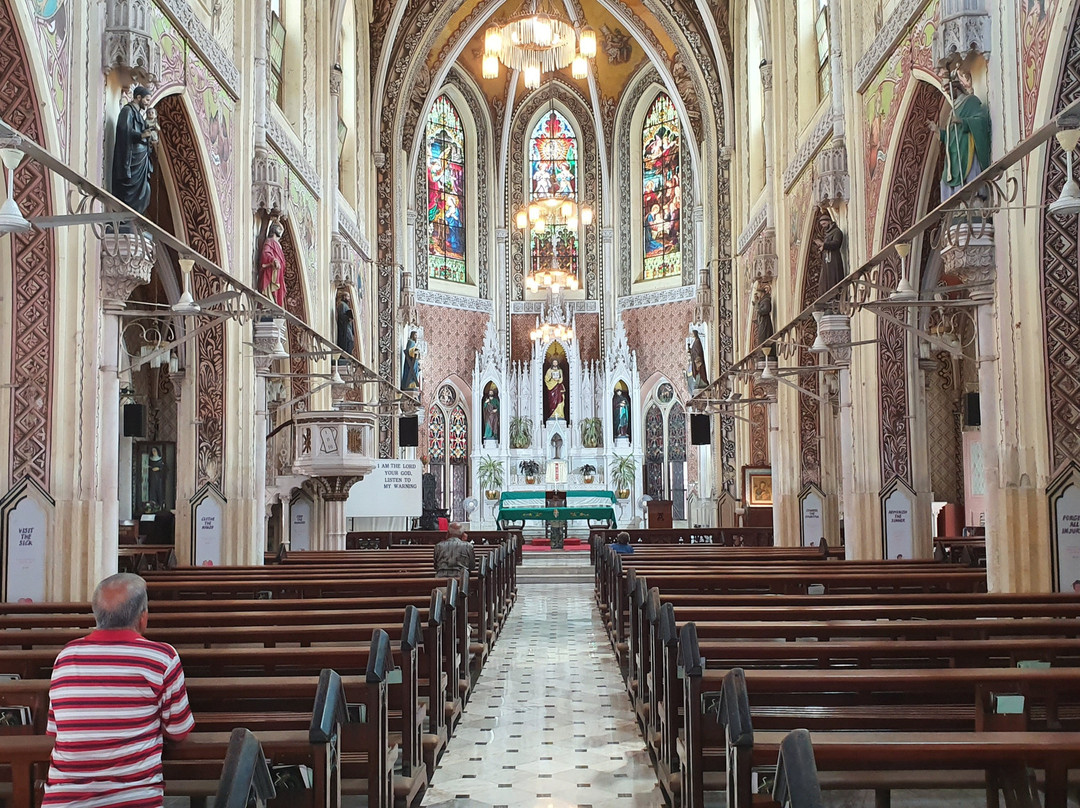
<box><xmin>281</xmin><ymin>227</ymin><xmax>309</xmax><ymax>413</ymax></box>
<box><xmin>797</xmin><ymin>211</ymin><xmax>828</xmax><ymax>489</ymax></box>
<box><xmin>1041</xmin><ymin>0</ymin><xmax>1080</xmax><ymax>476</ymax></box>
<box><xmin>749</xmin><ymin>379</ymin><xmax>769</xmax><ymax>467</ymax></box>
<box><xmin>510</xmin><ymin>314</ymin><xmax>534</xmax><ymax>363</ymax></box>
<box><xmin>1</xmin><ymin>0</ymin><xmax>55</xmax><ymax>489</ymax></box>
<box><xmin>415</xmin><ymin>303</ymin><xmax>487</xmax><ymax>449</ymax></box>
<box><xmin>876</xmin><ymin>80</ymin><xmax>942</xmax><ymax>486</ymax></box>
<box><xmin>926</xmin><ymin>353</ymin><xmax>963</xmax><ymax>503</ymax></box>
<box><xmin>156</xmin><ymin>94</ymin><xmax>225</xmax><ymax>490</ymax></box>
<box><xmin>576</xmin><ymin>313</ymin><xmax>600</xmax><ymax>362</ymax></box>
<box><xmin>620</xmin><ymin>300</ymin><xmax>695</xmax><ymax>385</ymax></box>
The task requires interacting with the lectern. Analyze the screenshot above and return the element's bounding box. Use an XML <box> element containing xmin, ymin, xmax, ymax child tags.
<box><xmin>647</xmin><ymin>500</ymin><xmax>673</xmax><ymax>529</ymax></box>
<box><xmin>545</xmin><ymin>490</ymin><xmax>567</xmax><ymax>548</ymax></box>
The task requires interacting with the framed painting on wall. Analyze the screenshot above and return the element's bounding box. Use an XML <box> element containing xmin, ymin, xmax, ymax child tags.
<box><xmin>744</xmin><ymin>467</ymin><xmax>773</xmax><ymax>507</ymax></box>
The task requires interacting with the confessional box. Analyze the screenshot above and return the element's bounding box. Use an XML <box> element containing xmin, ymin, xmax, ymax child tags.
<box><xmin>647</xmin><ymin>500</ymin><xmax>673</xmax><ymax>529</ymax></box>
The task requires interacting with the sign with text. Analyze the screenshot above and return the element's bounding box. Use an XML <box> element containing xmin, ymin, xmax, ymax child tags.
<box><xmin>1053</xmin><ymin>480</ymin><xmax>1080</xmax><ymax>593</ymax></box>
<box><xmin>291</xmin><ymin>496</ymin><xmax>313</xmax><ymax>552</ymax></box>
<box><xmin>346</xmin><ymin>461</ymin><xmax>422</xmax><ymax>518</ymax></box>
<box><xmin>799</xmin><ymin>486</ymin><xmax>825</xmax><ymax>548</ymax></box>
<box><xmin>193</xmin><ymin>493</ymin><xmax>224</xmax><ymax>566</ymax></box>
<box><xmin>5</xmin><ymin>496</ymin><xmax>47</xmax><ymax>602</ymax></box>
<box><xmin>882</xmin><ymin>484</ymin><xmax>915</xmax><ymax>560</ymax></box>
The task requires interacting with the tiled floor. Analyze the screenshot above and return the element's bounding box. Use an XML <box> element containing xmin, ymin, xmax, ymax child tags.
<box><xmin>421</xmin><ymin>553</ymin><xmax>665</xmax><ymax>808</ymax></box>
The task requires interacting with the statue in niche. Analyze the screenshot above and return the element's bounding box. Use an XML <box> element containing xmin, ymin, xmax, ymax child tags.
<box><xmin>612</xmin><ymin>386</ymin><xmax>631</xmax><ymax>440</ymax></box>
<box><xmin>111</xmin><ymin>86</ymin><xmax>156</xmax><ymax>215</ymax></box>
<box><xmin>754</xmin><ymin>289</ymin><xmax>774</xmax><ymax>351</ymax></box>
<box><xmin>482</xmin><ymin>384</ymin><xmax>500</xmax><ymax>443</ymax></box>
<box><xmin>402</xmin><ymin>330</ymin><xmax>420</xmax><ymax>392</ymax></box>
<box><xmin>335</xmin><ymin>290</ymin><xmax>355</xmax><ymax>362</ymax></box>
<box><xmin>550</xmin><ymin>432</ymin><xmax>563</xmax><ymax>460</ymax></box>
<box><xmin>816</xmin><ymin>212</ymin><xmax>846</xmax><ymax>310</ymax></box>
<box><xmin>686</xmin><ymin>330</ymin><xmax>709</xmax><ymax>392</ymax></box>
<box><xmin>543</xmin><ymin>351</ymin><xmax>569</xmax><ymax>424</ymax></box>
<box><xmin>927</xmin><ymin>69</ymin><xmax>991</xmax><ymax>201</ymax></box>
<box><xmin>258</xmin><ymin>221</ymin><xmax>287</xmax><ymax>308</ymax></box>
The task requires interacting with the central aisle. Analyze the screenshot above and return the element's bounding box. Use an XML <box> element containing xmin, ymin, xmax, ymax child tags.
<box><xmin>421</xmin><ymin>553</ymin><xmax>665</xmax><ymax>808</ymax></box>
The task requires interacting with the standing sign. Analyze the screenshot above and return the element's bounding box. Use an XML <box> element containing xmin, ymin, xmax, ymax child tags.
<box><xmin>291</xmin><ymin>496</ymin><xmax>313</xmax><ymax>551</ymax></box>
<box><xmin>345</xmin><ymin>461</ymin><xmax>423</xmax><ymax>518</ymax></box>
<box><xmin>799</xmin><ymin>485</ymin><xmax>825</xmax><ymax>548</ymax></box>
<box><xmin>1052</xmin><ymin>476</ymin><xmax>1080</xmax><ymax>592</ymax></box>
<box><xmin>192</xmin><ymin>489</ymin><xmax>224</xmax><ymax>566</ymax></box>
<box><xmin>5</xmin><ymin>495</ymin><xmax>48</xmax><ymax>602</ymax></box>
<box><xmin>882</xmin><ymin>482</ymin><xmax>915</xmax><ymax>560</ymax></box>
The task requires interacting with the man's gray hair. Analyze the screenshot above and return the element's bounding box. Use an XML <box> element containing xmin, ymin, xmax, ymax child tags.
<box><xmin>92</xmin><ymin>573</ymin><xmax>149</xmax><ymax>629</ymax></box>
<box><xmin>447</xmin><ymin>522</ymin><xmax>466</xmax><ymax>540</ymax></box>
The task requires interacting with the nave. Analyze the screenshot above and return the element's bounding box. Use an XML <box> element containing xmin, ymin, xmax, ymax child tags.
<box><xmin>419</xmin><ymin>553</ymin><xmax>664</xmax><ymax>808</ymax></box>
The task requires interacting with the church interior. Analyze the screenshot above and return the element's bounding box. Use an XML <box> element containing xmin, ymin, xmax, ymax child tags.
<box><xmin>3</xmin><ymin>0</ymin><xmax>1080</xmax><ymax>802</ymax></box>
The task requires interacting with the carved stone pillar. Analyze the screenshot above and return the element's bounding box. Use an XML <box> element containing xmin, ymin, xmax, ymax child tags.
<box><xmin>309</xmin><ymin>476</ymin><xmax>361</xmax><ymax>550</ymax></box>
<box><xmin>813</xmin><ymin>141</ymin><xmax>850</xmax><ymax>212</ymax></box>
<box><xmin>751</xmin><ymin>228</ymin><xmax>777</xmax><ymax>284</ymax></box>
<box><xmin>819</xmin><ymin>314</ymin><xmax>858</xmax><ymax>554</ymax></box>
<box><xmin>103</xmin><ymin>0</ymin><xmax>160</xmax><ymax>84</ymax></box>
<box><xmin>252</xmin><ymin>152</ymin><xmax>287</xmax><ymax>218</ymax></box>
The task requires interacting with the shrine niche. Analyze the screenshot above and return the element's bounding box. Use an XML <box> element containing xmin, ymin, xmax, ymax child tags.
<box><xmin>612</xmin><ymin>381</ymin><xmax>632</xmax><ymax>443</ymax></box>
<box><xmin>543</xmin><ymin>343</ymin><xmax>570</xmax><ymax>425</ymax></box>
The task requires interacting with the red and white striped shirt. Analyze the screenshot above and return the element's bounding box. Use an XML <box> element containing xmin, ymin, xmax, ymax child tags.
<box><xmin>44</xmin><ymin>629</ymin><xmax>195</xmax><ymax>808</ymax></box>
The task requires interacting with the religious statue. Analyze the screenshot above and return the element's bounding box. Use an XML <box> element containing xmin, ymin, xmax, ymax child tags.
<box><xmin>402</xmin><ymin>330</ymin><xmax>420</xmax><ymax>391</ymax></box>
<box><xmin>111</xmin><ymin>86</ymin><xmax>155</xmax><ymax>215</ymax></box>
<box><xmin>686</xmin><ymin>330</ymin><xmax>709</xmax><ymax>392</ymax></box>
<box><xmin>817</xmin><ymin>213</ymin><xmax>846</xmax><ymax>309</ymax></box>
<box><xmin>335</xmin><ymin>290</ymin><xmax>355</xmax><ymax>361</ymax></box>
<box><xmin>613</xmin><ymin>388</ymin><xmax>631</xmax><ymax>440</ymax></box>
<box><xmin>258</xmin><ymin>221</ymin><xmax>286</xmax><ymax>308</ymax></box>
<box><xmin>146</xmin><ymin>445</ymin><xmax>167</xmax><ymax>510</ymax></box>
<box><xmin>754</xmin><ymin>289</ymin><xmax>774</xmax><ymax>349</ymax></box>
<box><xmin>482</xmin><ymin>386</ymin><xmax>500</xmax><ymax>442</ymax></box>
<box><xmin>551</xmin><ymin>432</ymin><xmax>563</xmax><ymax>460</ymax></box>
<box><xmin>544</xmin><ymin>356</ymin><xmax>567</xmax><ymax>423</ymax></box>
<box><xmin>927</xmin><ymin>70</ymin><xmax>991</xmax><ymax>201</ymax></box>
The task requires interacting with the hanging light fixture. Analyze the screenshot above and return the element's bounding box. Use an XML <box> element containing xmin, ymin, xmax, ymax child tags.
<box><xmin>172</xmin><ymin>257</ymin><xmax>202</xmax><ymax>314</ymax></box>
<box><xmin>0</xmin><ymin>140</ymin><xmax>31</xmax><ymax>236</ymax></box>
<box><xmin>1050</xmin><ymin>128</ymin><xmax>1080</xmax><ymax>217</ymax></box>
<box><xmin>483</xmin><ymin>0</ymin><xmax>595</xmax><ymax>87</ymax></box>
<box><xmin>529</xmin><ymin>292</ymin><xmax>575</xmax><ymax>343</ymax></box>
<box><xmin>891</xmin><ymin>242</ymin><xmax>917</xmax><ymax>301</ymax></box>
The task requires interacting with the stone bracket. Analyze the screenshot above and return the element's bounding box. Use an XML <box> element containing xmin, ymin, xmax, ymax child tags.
<box><xmin>100</xmin><ymin>231</ymin><xmax>154</xmax><ymax>306</ymax></box>
<box><xmin>103</xmin><ymin>0</ymin><xmax>161</xmax><ymax>84</ymax></box>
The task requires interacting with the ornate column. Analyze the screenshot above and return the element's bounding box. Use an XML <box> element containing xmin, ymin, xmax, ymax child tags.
<box><xmin>760</xmin><ymin>61</ymin><xmax>775</xmax><ymax>188</ymax></box>
<box><xmin>818</xmin><ymin>313</ymin><xmax>858</xmax><ymax>553</ymax></box>
<box><xmin>98</xmin><ymin>231</ymin><xmax>154</xmax><ymax>577</ymax></box>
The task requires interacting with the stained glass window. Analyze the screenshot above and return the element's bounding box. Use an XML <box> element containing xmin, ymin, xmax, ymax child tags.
<box><xmin>668</xmin><ymin>403</ymin><xmax>687</xmax><ymax>462</ymax></box>
<box><xmin>645</xmin><ymin>404</ymin><xmax>665</xmax><ymax>501</ymax></box>
<box><xmin>427</xmin><ymin>405</ymin><xmax>445</xmax><ymax>463</ymax></box>
<box><xmin>427</xmin><ymin>96</ymin><xmax>467</xmax><ymax>283</ymax></box>
<box><xmin>642</xmin><ymin>93</ymin><xmax>681</xmax><ymax>280</ymax></box>
<box><xmin>529</xmin><ymin>110</ymin><xmax>579</xmax><ymax>278</ymax></box>
<box><xmin>449</xmin><ymin>405</ymin><xmax>468</xmax><ymax>464</ymax></box>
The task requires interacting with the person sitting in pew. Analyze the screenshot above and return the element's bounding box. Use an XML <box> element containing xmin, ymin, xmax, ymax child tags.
<box><xmin>611</xmin><ymin>531</ymin><xmax>635</xmax><ymax>555</ymax></box>
<box><xmin>43</xmin><ymin>573</ymin><xmax>194</xmax><ymax>808</ymax></box>
<box><xmin>434</xmin><ymin>522</ymin><xmax>475</xmax><ymax>579</ymax></box>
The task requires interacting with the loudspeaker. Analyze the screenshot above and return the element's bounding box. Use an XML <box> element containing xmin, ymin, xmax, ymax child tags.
<box><xmin>690</xmin><ymin>413</ymin><xmax>711</xmax><ymax>445</ymax></box>
<box><xmin>964</xmin><ymin>392</ymin><xmax>981</xmax><ymax>428</ymax></box>
<box><xmin>123</xmin><ymin>403</ymin><xmax>146</xmax><ymax>438</ymax></box>
<box><xmin>399</xmin><ymin>415</ymin><xmax>419</xmax><ymax>447</ymax></box>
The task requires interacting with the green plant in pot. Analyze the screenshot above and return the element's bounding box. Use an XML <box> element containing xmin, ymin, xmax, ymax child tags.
<box><xmin>518</xmin><ymin>459</ymin><xmax>541</xmax><ymax>484</ymax></box>
<box><xmin>580</xmin><ymin>417</ymin><xmax>602</xmax><ymax>448</ymax></box>
<box><xmin>580</xmin><ymin>463</ymin><xmax>597</xmax><ymax>484</ymax></box>
<box><xmin>478</xmin><ymin>456</ymin><xmax>504</xmax><ymax>499</ymax></box>
<box><xmin>610</xmin><ymin>454</ymin><xmax>636</xmax><ymax>499</ymax></box>
<box><xmin>509</xmin><ymin>416</ymin><xmax>533</xmax><ymax>449</ymax></box>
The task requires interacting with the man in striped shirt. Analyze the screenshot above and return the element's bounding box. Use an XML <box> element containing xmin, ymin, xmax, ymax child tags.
<box><xmin>43</xmin><ymin>573</ymin><xmax>194</xmax><ymax>807</ymax></box>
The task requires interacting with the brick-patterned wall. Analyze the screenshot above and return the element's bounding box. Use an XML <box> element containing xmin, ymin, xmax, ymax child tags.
<box><xmin>417</xmin><ymin>304</ymin><xmax>488</xmax><ymax>450</ymax></box>
<box><xmin>510</xmin><ymin>314</ymin><xmax>534</xmax><ymax>362</ymax></box>
<box><xmin>621</xmin><ymin>301</ymin><xmax>695</xmax><ymax>387</ymax></box>
<box><xmin>576</xmin><ymin>313</ymin><xmax>600</xmax><ymax>362</ymax></box>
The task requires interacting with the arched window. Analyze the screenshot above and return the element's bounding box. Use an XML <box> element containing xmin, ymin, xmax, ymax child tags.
<box><xmin>529</xmin><ymin>109</ymin><xmax>579</xmax><ymax>278</ymax></box>
<box><xmin>426</xmin><ymin>385</ymin><xmax>470</xmax><ymax>521</ymax></box>
<box><xmin>427</xmin><ymin>96</ymin><xmax>467</xmax><ymax>283</ymax></box>
<box><xmin>642</xmin><ymin>93</ymin><xmax>681</xmax><ymax>280</ymax></box>
<box><xmin>643</xmin><ymin>383</ymin><xmax>688</xmax><ymax>519</ymax></box>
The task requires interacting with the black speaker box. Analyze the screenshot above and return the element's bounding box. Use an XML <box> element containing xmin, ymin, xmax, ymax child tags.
<box><xmin>964</xmin><ymin>392</ymin><xmax>981</xmax><ymax>428</ymax></box>
<box><xmin>123</xmin><ymin>403</ymin><xmax>146</xmax><ymax>438</ymax></box>
<box><xmin>690</xmin><ymin>413</ymin><xmax>711</xmax><ymax>445</ymax></box>
<box><xmin>399</xmin><ymin>415</ymin><xmax>419</xmax><ymax>447</ymax></box>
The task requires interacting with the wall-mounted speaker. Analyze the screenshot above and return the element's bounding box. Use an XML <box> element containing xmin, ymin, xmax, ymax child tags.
<box><xmin>399</xmin><ymin>415</ymin><xmax>419</xmax><ymax>447</ymax></box>
<box><xmin>123</xmin><ymin>403</ymin><xmax>146</xmax><ymax>438</ymax></box>
<box><xmin>690</xmin><ymin>413</ymin><xmax>711</xmax><ymax>446</ymax></box>
<box><xmin>964</xmin><ymin>392</ymin><xmax>981</xmax><ymax>428</ymax></box>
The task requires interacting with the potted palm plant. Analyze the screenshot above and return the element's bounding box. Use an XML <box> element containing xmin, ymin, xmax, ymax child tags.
<box><xmin>580</xmin><ymin>463</ymin><xmax>597</xmax><ymax>484</ymax></box>
<box><xmin>478</xmin><ymin>456</ymin><xmax>504</xmax><ymax>500</ymax></box>
<box><xmin>580</xmin><ymin>417</ymin><xmax>602</xmax><ymax>448</ymax></box>
<box><xmin>610</xmin><ymin>454</ymin><xmax>636</xmax><ymax>499</ymax></box>
<box><xmin>510</xmin><ymin>416</ymin><xmax>533</xmax><ymax>449</ymax></box>
<box><xmin>518</xmin><ymin>459</ymin><xmax>541</xmax><ymax>484</ymax></box>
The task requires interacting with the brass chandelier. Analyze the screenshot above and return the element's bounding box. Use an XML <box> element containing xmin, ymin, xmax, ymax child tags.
<box><xmin>483</xmin><ymin>0</ymin><xmax>597</xmax><ymax>89</ymax></box>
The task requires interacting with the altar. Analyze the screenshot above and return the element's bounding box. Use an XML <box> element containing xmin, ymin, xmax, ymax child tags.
<box><xmin>496</xmin><ymin>490</ymin><xmax>618</xmax><ymax>530</ymax></box>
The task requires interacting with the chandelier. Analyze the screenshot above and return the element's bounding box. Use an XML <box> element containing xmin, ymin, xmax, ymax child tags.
<box><xmin>529</xmin><ymin>294</ymin><xmax>574</xmax><ymax>343</ymax></box>
<box><xmin>483</xmin><ymin>0</ymin><xmax>597</xmax><ymax>89</ymax></box>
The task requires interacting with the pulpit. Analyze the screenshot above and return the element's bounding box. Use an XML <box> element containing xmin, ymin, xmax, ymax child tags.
<box><xmin>545</xmin><ymin>490</ymin><xmax>566</xmax><ymax>508</ymax></box>
<box><xmin>647</xmin><ymin>500</ymin><xmax>673</xmax><ymax>529</ymax></box>
<box><xmin>545</xmin><ymin>490</ymin><xmax>567</xmax><ymax>548</ymax></box>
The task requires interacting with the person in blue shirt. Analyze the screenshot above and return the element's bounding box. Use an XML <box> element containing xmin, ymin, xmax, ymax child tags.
<box><xmin>611</xmin><ymin>531</ymin><xmax>634</xmax><ymax>554</ymax></box>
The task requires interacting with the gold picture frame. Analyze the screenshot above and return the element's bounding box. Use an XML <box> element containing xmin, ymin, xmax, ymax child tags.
<box><xmin>745</xmin><ymin>467</ymin><xmax>773</xmax><ymax>507</ymax></box>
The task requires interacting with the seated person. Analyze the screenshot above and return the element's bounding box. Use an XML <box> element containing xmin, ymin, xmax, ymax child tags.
<box><xmin>611</xmin><ymin>531</ymin><xmax>635</xmax><ymax>554</ymax></box>
<box><xmin>433</xmin><ymin>522</ymin><xmax>475</xmax><ymax>578</ymax></box>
